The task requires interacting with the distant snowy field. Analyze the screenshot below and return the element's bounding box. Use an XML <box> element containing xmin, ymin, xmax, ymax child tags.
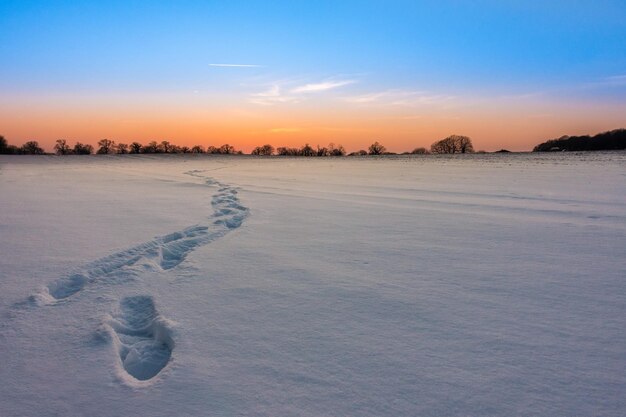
<box><xmin>1</xmin><ymin>153</ymin><xmax>625</xmax><ymax>416</ymax></box>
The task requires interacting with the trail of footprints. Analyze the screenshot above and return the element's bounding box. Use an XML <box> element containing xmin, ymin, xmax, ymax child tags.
<box><xmin>30</xmin><ymin>171</ymin><xmax>248</xmax><ymax>383</ymax></box>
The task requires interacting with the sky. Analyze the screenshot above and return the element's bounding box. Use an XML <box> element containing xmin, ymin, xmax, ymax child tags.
<box><xmin>1</xmin><ymin>0</ymin><xmax>625</xmax><ymax>152</ymax></box>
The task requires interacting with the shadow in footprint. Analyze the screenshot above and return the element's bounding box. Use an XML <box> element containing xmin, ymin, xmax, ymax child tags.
<box><xmin>108</xmin><ymin>296</ymin><xmax>174</xmax><ymax>382</ymax></box>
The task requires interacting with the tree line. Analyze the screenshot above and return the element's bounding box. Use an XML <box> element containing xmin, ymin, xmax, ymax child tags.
<box><xmin>0</xmin><ymin>135</ymin><xmax>477</xmax><ymax>156</ymax></box>
<box><xmin>533</xmin><ymin>129</ymin><xmax>626</xmax><ymax>152</ymax></box>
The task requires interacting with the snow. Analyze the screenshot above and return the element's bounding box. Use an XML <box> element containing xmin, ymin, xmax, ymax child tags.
<box><xmin>1</xmin><ymin>153</ymin><xmax>625</xmax><ymax>416</ymax></box>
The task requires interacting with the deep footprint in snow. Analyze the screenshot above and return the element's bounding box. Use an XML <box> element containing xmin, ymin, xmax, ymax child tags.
<box><xmin>107</xmin><ymin>296</ymin><xmax>174</xmax><ymax>381</ymax></box>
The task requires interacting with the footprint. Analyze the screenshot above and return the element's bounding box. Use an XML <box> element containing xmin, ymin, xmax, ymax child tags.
<box><xmin>107</xmin><ymin>296</ymin><xmax>174</xmax><ymax>382</ymax></box>
<box><xmin>31</xmin><ymin>174</ymin><xmax>249</xmax><ymax>304</ymax></box>
<box><xmin>47</xmin><ymin>273</ymin><xmax>88</xmax><ymax>299</ymax></box>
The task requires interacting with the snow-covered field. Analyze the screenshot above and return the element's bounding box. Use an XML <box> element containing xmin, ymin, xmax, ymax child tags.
<box><xmin>1</xmin><ymin>153</ymin><xmax>625</xmax><ymax>416</ymax></box>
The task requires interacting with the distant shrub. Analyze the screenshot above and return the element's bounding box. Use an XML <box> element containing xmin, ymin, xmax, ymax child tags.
<box><xmin>410</xmin><ymin>147</ymin><xmax>428</xmax><ymax>154</ymax></box>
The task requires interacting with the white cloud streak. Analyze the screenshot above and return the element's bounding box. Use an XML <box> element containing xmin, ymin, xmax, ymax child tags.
<box><xmin>291</xmin><ymin>80</ymin><xmax>356</xmax><ymax>93</ymax></box>
<box><xmin>344</xmin><ymin>89</ymin><xmax>456</xmax><ymax>107</ymax></box>
<box><xmin>247</xmin><ymin>78</ymin><xmax>357</xmax><ymax>106</ymax></box>
<box><xmin>247</xmin><ymin>85</ymin><xmax>299</xmax><ymax>106</ymax></box>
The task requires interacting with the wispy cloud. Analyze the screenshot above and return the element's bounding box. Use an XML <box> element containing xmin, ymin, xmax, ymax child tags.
<box><xmin>345</xmin><ymin>89</ymin><xmax>456</xmax><ymax>107</ymax></box>
<box><xmin>247</xmin><ymin>85</ymin><xmax>299</xmax><ymax>106</ymax></box>
<box><xmin>247</xmin><ymin>78</ymin><xmax>356</xmax><ymax>106</ymax></box>
<box><xmin>209</xmin><ymin>63</ymin><xmax>263</xmax><ymax>68</ymax></box>
<box><xmin>291</xmin><ymin>80</ymin><xmax>356</xmax><ymax>94</ymax></box>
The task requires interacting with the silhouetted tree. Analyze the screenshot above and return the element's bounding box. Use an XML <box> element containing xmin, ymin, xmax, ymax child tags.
<box><xmin>0</xmin><ymin>136</ymin><xmax>19</xmax><ymax>154</ymax></box>
<box><xmin>431</xmin><ymin>135</ymin><xmax>474</xmax><ymax>154</ymax></box>
<box><xmin>129</xmin><ymin>142</ymin><xmax>143</xmax><ymax>154</ymax></box>
<box><xmin>348</xmin><ymin>149</ymin><xmax>368</xmax><ymax>156</ymax></box>
<box><xmin>456</xmin><ymin>136</ymin><xmax>474</xmax><ymax>153</ymax></box>
<box><xmin>315</xmin><ymin>145</ymin><xmax>329</xmax><ymax>156</ymax></box>
<box><xmin>116</xmin><ymin>143</ymin><xmax>129</xmax><ymax>154</ymax></box>
<box><xmin>328</xmin><ymin>143</ymin><xmax>346</xmax><ymax>156</ymax></box>
<box><xmin>191</xmin><ymin>145</ymin><xmax>205</xmax><ymax>153</ymax></box>
<box><xmin>20</xmin><ymin>141</ymin><xmax>44</xmax><ymax>155</ymax></box>
<box><xmin>411</xmin><ymin>147</ymin><xmax>428</xmax><ymax>154</ymax></box>
<box><xmin>276</xmin><ymin>146</ymin><xmax>299</xmax><ymax>156</ymax></box>
<box><xmin>251</xmin><ymin>144</ymin><xmax>275</xmax><ymax>156</ymax></box>
<box><xmin>73</xmin><ymin>142</ymin><xmax>93</xmax><ymax>155</ymax></box>
<box><xmin>533</xmin><ymin>129</ymin><xmax>626</xmax><ymax>152</ymax></box>
<box><xmin>159</xmin><ymin>141</ymin><xmax>172</xmax><ymax>153</ymax></box>
<box><xmin>54</xmin><ymin>139</ymin><xmax>72</xmax><ymax>155</ymax></box>
<box><xmin>97</xmin><ymin>139</ymin><xmax>115</xmax><ymax>154</ymax></box>
<box><xmin>206</xmin><ymin>146</ymin><xmax>218</xmax><ymax>154</ymax></box>
<box><xmin>300</xmin><ymin>143</ymin><xmax>315</xmax><ymax>156</ymax></box>
<box><xmin>219</xmin><ymin>144</ymin><xmax>236</xmax><ymax>154</ymax></box>
<box><xmin>142</xmin><ymin>141</ymin><xmax>159</xmax><ymax>153</ymax></box>
<box><xmin>368</xmin><ymin>141</ymin><xmax>386</xmax><ymax>155</ymax></box>
<box><xmin>180</xmin><ymin>146</ymin><xmax>191</xmax><ymax>153</ymax></box>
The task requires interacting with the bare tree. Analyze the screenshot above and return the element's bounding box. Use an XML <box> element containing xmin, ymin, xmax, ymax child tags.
<box><xmin>300</xmin><ymin>143</ymin><xmax>315</xmax><ymax>156</ymax></box>
<box><xmin>191</xmin><ymin>145</ymin><xmax>205</xmax><ymax>153</ymax></box>
<box><xmin>143</xmin><ymin>141</ymin><xmax>159</xmax><ymax>153</ymax></box>
<box><xmin>431</xmin><ymin>135</ymin><xmax>474</xmax><ymax>154</ymax></box>
<box><xmin>328</xmin><ymin>143</ymin><xmax>346</xmax><ymax>156</ymax></box>
<box><xmin>73</xmin><ymin>142</ymin><xmax>93</xmax><ymax>155</ymax></box>
<box><xmin>368</xmin><ymin>141</ymin><xmax>386</xmax><ymax>155</ymax></box>
<box><xmin>219</xmin><ymin>144</ymin><xmax>236</xmax><ymax>154</ymax></box>
<box><xmin>97</xmin><ymin>139</ymin><xmax>115</xmax><ymax>154</ymax></box>
<box><xmin>276</xmin><ymin>146</ymin><xmax>299</xmax><ymax>156</ymax></box>
<box><xmin>456</xmin><ymin>135</ymin><xmax>474</xmax><ymax>153</ymax></box>
<box><xmin>159</xmin><ymin>141</ymin><xmax>173</xmax><ymax>153</ymax></box>
<box><xmin>116</xmin><ymin>143</ymin><xmax>129</xmax><ymax>154</ymax></box>
<box><xmin>316</xmin><ymin>145</ymin><xmax>330</xmax><ymax>156</ymax></box>
<box><xmin>19</xmin><ymin>141</ymin><xmax>45</xmax><ymax>154</ymax></box>
<box><xmin>129</xmin><ymin>142</ymin><xmax>143</xmax><ymax>154</ymax></box>
<box><xmin>251</xmin><ymin>144</ymin><xmax>274</xmax><ymax>155</ymax></box>
<box><xmin>54</xmin><ymin>139</ymin><xmax>72</xmax><ymax>155</ymax></box>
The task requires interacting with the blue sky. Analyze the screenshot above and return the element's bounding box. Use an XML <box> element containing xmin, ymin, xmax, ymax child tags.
<box><xmin>1</xmin><ymin>0</ymin><xmax>625</xmax><ymax>150</ymax></box>
<box><xmin>2</xmin><ymin>1</ymin><xmax>625</xmax><ymax>92</ymax></box>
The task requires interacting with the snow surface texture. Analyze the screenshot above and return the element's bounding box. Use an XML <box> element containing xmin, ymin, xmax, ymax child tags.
<box><xmin>32</xmin><ymin>170</ymin><xmax>247</xmax><ymax>305</ymax></box>
<box><xmin>1</xmin><ymin>153</ymin><xmax>625</xmax><ymax>416</ymax></box>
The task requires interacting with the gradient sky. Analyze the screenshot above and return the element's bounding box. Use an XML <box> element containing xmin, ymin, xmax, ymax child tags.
<box><xmin>1</xmin><ymin>0</ymin><xmax>625</xmax><ymax>152</ymax></box>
